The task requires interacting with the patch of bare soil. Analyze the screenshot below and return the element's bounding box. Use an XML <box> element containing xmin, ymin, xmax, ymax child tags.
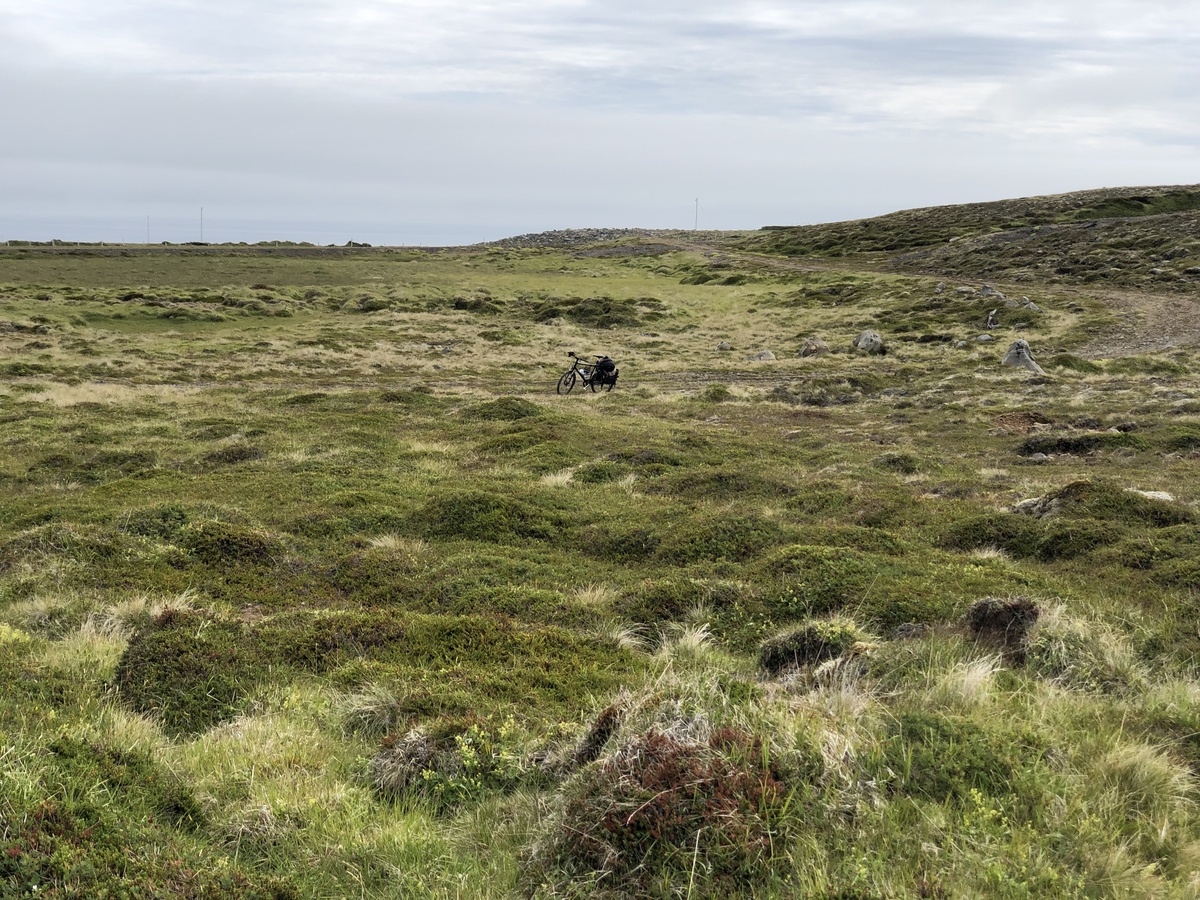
<box><xmin>1076</xmin><ymin>289</ymin><xmax>1200</xmax><ymax>359</ymax></box>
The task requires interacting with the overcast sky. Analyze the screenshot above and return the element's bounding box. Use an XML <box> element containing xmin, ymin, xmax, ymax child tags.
<box><xmin>2</xmin><ymin>1</ymin><xmax>1197</xmax><ymax>245</ymax></box>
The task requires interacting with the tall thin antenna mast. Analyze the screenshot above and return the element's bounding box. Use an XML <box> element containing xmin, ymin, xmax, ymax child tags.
<box><xmin>201</xmin><ymin>207</ymin><xmax>204</xmax><ymax>242</ymax></box>
<box><xmin>694</xmin><ymin>199</ymin><xmax>699</xmax><ymax>231</ymax></box>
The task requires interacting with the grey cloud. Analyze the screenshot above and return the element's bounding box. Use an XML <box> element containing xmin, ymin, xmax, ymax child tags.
<box><xmin>3</xmin><ymin>1</ymin><xmax>1198</xmax><ymax>242</ymax></box>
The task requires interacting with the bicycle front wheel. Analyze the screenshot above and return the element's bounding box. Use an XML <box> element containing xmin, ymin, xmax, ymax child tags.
<box><xmin>557</xmin><ymin>370</ymin><xmax>577</xmax><ymax>394</ymax></box>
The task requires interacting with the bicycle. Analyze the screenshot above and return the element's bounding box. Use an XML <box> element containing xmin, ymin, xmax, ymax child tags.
<box><xmin>556</xmin><ymin>352</ymin><xmax>619</xmax><ymax>394</ymax></box>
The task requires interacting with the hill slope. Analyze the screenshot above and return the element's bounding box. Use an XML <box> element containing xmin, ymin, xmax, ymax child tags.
<box><xmin>745</xmin><ymin>184</ymin><xmax>1200</xmax><ymax>292</ymax></box>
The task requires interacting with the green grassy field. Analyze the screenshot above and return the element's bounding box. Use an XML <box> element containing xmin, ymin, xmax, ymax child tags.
<box><xmin>3</xmin><ymin>194</ymin><xmax>1200</xmax><ymax>898</ymax></box>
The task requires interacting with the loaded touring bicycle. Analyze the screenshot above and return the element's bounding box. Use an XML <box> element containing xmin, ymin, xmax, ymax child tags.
<box><xmin>556</xmin><ymin>352</ymin><xmax>618</xmax><ymax>394</ymax></box>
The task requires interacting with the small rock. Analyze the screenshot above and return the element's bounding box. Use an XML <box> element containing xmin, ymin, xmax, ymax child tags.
<box><xmin>1072</xmin><ymin>416</ymin><xmax>1102</xmax><ymax>429</ymax></box>
<box><xmin>1186</xmin><ymin>267</ymin><xmax>1200</xmax><ymax>275</ymax></box>
<box><xmin>1150</xmin><ymin>267</ymin><xmax>1166</xmax><ymax>275</ymax></box>
<box><xmin>1129</xmin><ymin>489</ymin><xmax>1174</xmax><ymax>502</ymax></box>
<box><xmin>799</xmin><ymin>337</ymin><xmax>829</xmax><ymax>357</ymax></box>
<box><xmin>1013</xmin><ymin>494</ymin><xmax>1057</xmax><ymax>516</ymax></box>
<box><xmin>1028</xmin><ymin>452</ymin><xmax>1050</xmax><ymax>464</ymax></box>
<box><xmin>953</xmin><ymin>340</ymin><xmax>968</xmax><ymax>349</ymax></box>
<box><xmin>746</xmin><ymin>349</ymin><xmax>776</xmax><ymax>361</ymax></box>
<box><xmin>1022</xmin><ymin>301</ymin><xmax>1043</xmax><ymax>312</ymax></box>
<box><xmin>716</xmin><ymin>341</ymin><xmax>733</xmax><ymax>351</ymax></box>
<box><xmin>934</xmin><ymin>282</ymin><xmax>946</xmax><ymax>294</ymax></box>
<box><xmin>1004</xmin><ymin>298</ymin><xmax>1020</xmax><ymax>309</ymax></box>
<box><xmin>852</xmin><ymin>331</ymin><xmax>886</xmax><ymax>355</ymax></box>
<box><xmin>981</xmin><ymin>284</ymin><xmax>1007</xmax><ymax>300</ymax></box>
<box><xmin>955</xmin><ymin>286</ymin><xmax>977</xmax><ymax>295</ymax></box>
<box><xmin>975</xmin><ymin>334</ymin><xmax>995</xmax><ymax>342</ymax></box>
<box><xmin>1001</xmin><ymin>339</ymin><xmax>1046</xmax><ymax>375</ymax></box>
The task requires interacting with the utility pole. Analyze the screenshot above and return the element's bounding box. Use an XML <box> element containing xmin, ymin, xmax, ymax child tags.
<box><xmin>146</xmin><ymin>216</ymin><xmax>150</xmax><ymax>245</ymax></box>
<box><xmin>694</xmin><ymin>198</ymin><xmax>699</xmax><ymax>231</ymax></box>
<box><xmin>200</xmin><ymin>208</ymin><xmax>204</xmax><ymax>242</ymax></box>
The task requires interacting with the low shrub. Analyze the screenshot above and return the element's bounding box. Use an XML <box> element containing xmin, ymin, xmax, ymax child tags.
<box><xmin>202</xmin><ymin>443</ymin><xmax>266</xmax><ymax>466</ymax></box>
<box><xmin>460</xmin><ymin>397</ymin><xmax>545</xmax><ymax>421</ymax></box>
<box><xmin>47</xmin><ymin>738</ymin><xmax>205</xmax><ymax>831</ymax></box>
<box><xmin>652</xmin><ymin>469</ymin><xmax>795</xmax><ymax>502</ymax></box>
<box><xmin>114</xmin><ymin>609</ymin><xmax>263</xmax><ymax>736</ymax></box>
<box><xmin>1035</xmin><ymin>480</ymin><xmax>1195</xmax><ymax>527</ymax></box>
<box><xmin>578</xmin><ymin>525</ymin><xmax>662</xmax><ymax>562</ymax></box>
<box><xmin>966</xmin><ymin>596</ymin><xmax>1040</xmax><ymax>662</ymax></box>
<box><xmin>370</xmin><ymin>720</ymin><xmax>531</xmax><ymax>811</ymax></box>
<box><xmin>1017</xmin><ymin>432</ymin><xmax>1147</xmax><ymax>455</ymax></box>
<box><xmin>177</xmin><ymin>520</ymin><xmax>284</xmax><ymax>565</ymax></box>
<box><xmin>700</xmin><ymin>383</ymin><xmax>733</xmax><ymax>402</ymax></box>
<box><xmin>522</xmin><ymin>727</ymin><xmax>792</xmax><ymax>896</ymax></box>
<box><xmin>879</xmin><ymin>711</ymin><xmax>1031</xmax><ymax>801</ymax></box>
<box><xmin>873</xmin><ymin>451</ymin><xmax>923</xmax><ymax>474</ymax></box>
<box><xmin>758</xmin><ymin>545</ymin><xmax>877</xmax><ymax>615</ymax></box>
<box><xmin>1163</xmin><ymin>427</ymin><xmax>1200</xmax><ymax>452</ymax></box>
<box><xmin>1034</xmin><ymin>518</ymin><xmax>1122</xmax><ymax>560</ymax></box>
<box><xmin>1045</xmin><ymin>353</ymin><xmax>1103</xmax><ymax>373</ymax></box>
<box><xmin>572</xmin><ymin>460</ymin><xmax>624</xmax><ymax>483</ymax></box>
<box><xmin>757</xmin><ymin>617</ymin><xmax>867</xmax><ymax>675</ymax></box>
<box><xmin>616</xmin><ymin>579</ymin><xmax>713</xmax><ymax>625</ymax></box>
<box><xmin>789</xmin><ymin>525</ymin><xmax>908</xmax><ymax>555</ymax></box>
<box><xmin>414</xmin><ymin>490</ymin><xmax>561</xmax><ymax>543</ymax></box>
<box><xmin>940</xmin><ymin>513</ymin><xmax>1044</xmax><ymax>558</ymax></box>
<box><xmin>658</xmin><ymin>514</ymin><xmax>788</xmax><ymax>563</ymax></box>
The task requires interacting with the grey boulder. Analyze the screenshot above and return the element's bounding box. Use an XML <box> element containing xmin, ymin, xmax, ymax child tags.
<box><xmin>1002</xmin><ymin>339</ymin><xmax>1046</xmax><ymax>375</ymax></box>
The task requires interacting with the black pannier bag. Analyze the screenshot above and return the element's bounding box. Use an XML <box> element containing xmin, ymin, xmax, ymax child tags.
<box><xmin>596</xmin><ymin>356</ymin><xmax>618</xmax><ymax>385</ymax></box>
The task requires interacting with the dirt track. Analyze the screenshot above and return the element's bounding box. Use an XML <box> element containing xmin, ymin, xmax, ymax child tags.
<box><xmin>1074</xmin><ymin>289</ymin><xmax>1200</xmax><ymax>359</ymax></box>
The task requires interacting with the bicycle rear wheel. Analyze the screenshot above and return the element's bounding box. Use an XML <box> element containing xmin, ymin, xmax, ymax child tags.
<box><xmin>556</xmin><ymin>370</ymin><xmax>577</xmax><ymax>394</ymax></box>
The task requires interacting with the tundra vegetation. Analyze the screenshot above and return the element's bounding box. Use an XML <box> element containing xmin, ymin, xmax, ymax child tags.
<box><xmin>3</xmin><ymin>184</ymin><xmax>1200</xmax><ymax>898</ymax></box>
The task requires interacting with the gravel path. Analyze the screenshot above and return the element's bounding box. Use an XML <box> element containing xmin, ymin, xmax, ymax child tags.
<box><xmin>1075</xmin><ymin>289</ymin><xmax>1200</xmax><ymax>359</ymax></box>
